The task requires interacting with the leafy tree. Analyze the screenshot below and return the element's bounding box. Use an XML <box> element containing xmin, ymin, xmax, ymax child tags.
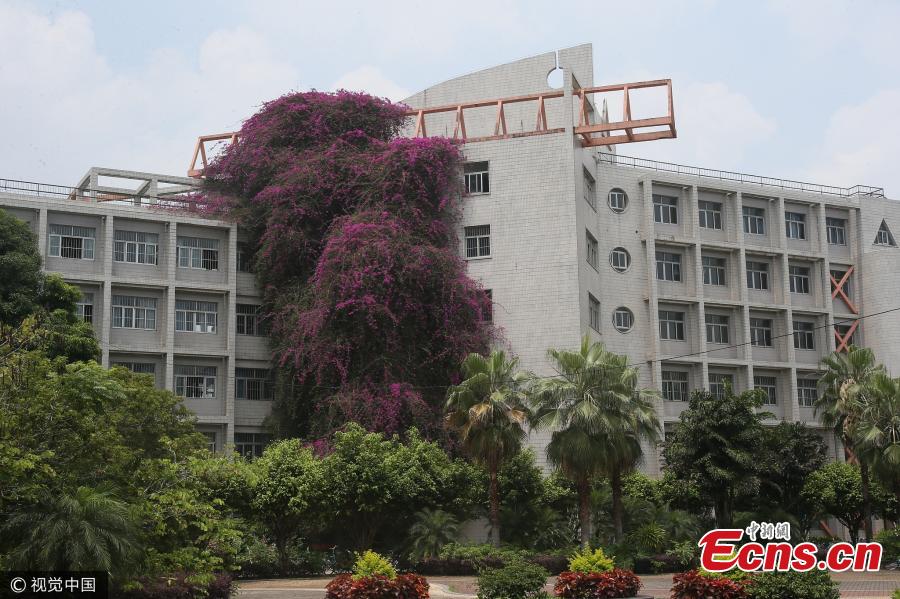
<box><xmin>531</xmin><ymin>337</ymin><xmax>659</xmax><ymax>545</ymax></box>
<box><xmin>406</xmin><ymin>508</ymin><xmax>460</xmax><ymax>561</ymax></box>
<box><xmin>802</xmin><ymin>462</ymin><xmax>867</xmax><ymax>544</ymax></box>
<box><xmin>446</xmin><ymin>351</ymin><xmax>530</xmax><ymax>546</ymax></box>
<box><xmin>251</xmin><ymin>439</ymin><xmax>323</xmax><ymax>574</ymax></box>
<box><xmin>854</xmin><ymin>371</ymin><xmax>900</xmax><ymax>516</ymax></box>
<box><xmin>0</xmin><ymin>209</ymin><xmax>43</xmax><ymax>325</ymax></box>
<box><xmin>817</xmin><ymin>345</ymin><xmax>883</xmax><ymax>540</ymax></box>
<box><xmin>3</xmin><ymin>485</ymin><xmax>140</xmax><ymax>577</ymax></box>
<box><xmin>662</xmin><ymin>387</ymin><xmax>768</xmax><ymax>527</ymax></box>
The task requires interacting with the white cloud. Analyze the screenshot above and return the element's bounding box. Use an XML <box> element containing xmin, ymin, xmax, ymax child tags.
<box><xmin>331</xmin><ymin>66</ymin><xmax>410</xmax><ymax>101</ymax></box>
<box><xmin>804</xmin><ymin>89</ymin><xmax>900</xmax><ymax>194</ymax></box>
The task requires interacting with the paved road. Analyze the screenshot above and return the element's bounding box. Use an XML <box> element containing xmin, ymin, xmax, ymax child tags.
<box><xmin>237</xmin><ymin>572</ymin><xmax>900</xmax><ymax>599</ymax></box>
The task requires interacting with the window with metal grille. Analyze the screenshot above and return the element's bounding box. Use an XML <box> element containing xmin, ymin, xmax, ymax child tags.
<box><xmin>789</xmin><ymin>265</ymin><xmax>811</xmax><ymax>294</ymax></box>
<box><xmin>112</xmin><ymin>361</ymin><xmax>156</xmax><ymax>374</ymax></box>
<box><xmin>659</xmin><ymin>310</ymin><xmax>685</xmax><ymax>340</ymax></box>
<box><xmin>826</xmin><ymin>218</ymin><xmax>846</xmax><ymax>245</ymax></box>
<box><xmin>797</xmin><ymin>378</ymin><xmax>818</xmax><ymax>407</ymax></box>
<box><xmin>174</xmin><ymin>365</ymin><xmax>216</xmax><ymax>399</ymax></box>
<box><xmin>608</xmin><ymin>187</ymin><xmax>628</xmax><ymax>213</ymax></box>
<box><xmin>589</xmin><ymin>294</ymin><xmax>600</xmax><ymax>331</ymax></box>
<box><xmin>875</xmin><ymin>220</ymin><xmax>896</xmax><ymax>246</ymax></box>
<box><xmin>656</xmin><ymin>251</ymin><xmax>682</xmax><ymax>282</ymax></box>
<box><xmin>177</xmin><ymin>236</ymin><xmax>219</xmax><ymax>270</ymax></box>
<box><xmin>234</xmin><ymin>432</ymin><xmax>271</xmax><ymax>459</ymax></box>
<box><xmin>464</xmin><ymin>162</ymin><xmax>490</xmax><ymax>194</ymax></box>
<box><xmin>653</xmin><ymin>195</ymin><xmax>678</xmax><ymax>224</ymax></box>
<box><xmin>785</xmin><ymin>212</ymin><xmax>807</xmax><ymax>240</ymax></box>
<box><xmin>609</xmin><ymin>247</ymin><xmax>631</xmax><ymax>272</ymax></box>
<box><xmin>743</xmin><ymin>206</ymin><xmax>766</xmax><ymax>235</ymax></box>
<box><xmin>706</xmin><ymin>314</ymin><xmax>729</xmax><ymax>344</ymax></box>
<box><xmin>464</xmin><ymin>225</ymin><xmax>491</xmax><ymax>258</ymax></box>
<box><xmin>76</xmin><ymin>292</ymin><xmax>93</xmax><ymax>323</ymax></box>
<box><xmin>237</xmin><ymin>242</ymin><xmax>253</xmax><ymax>273</ymax></box>
<box><xmin>583</xmin><ymin>168</ymin><xmax>596</xmax><ymax>209</ymax></box>
<box><xmin>114</xmin><ymin>230</ymin><xmax>158</xmax><ymax>265</ymax></box>
<box><xmin>709</xmin><ymin>373</ymin><xmax>733</xmax><ymax>399</ymax></box>
<box><xmin>175</xmin><ymin>300</ymin><xmax>217</xmax><ymax>333</ymax></box>
<box><xmin>793</xmin><ymin>321</ymin><xmax>815</xmax><ymax>350</ymax></box>
<box><xmin>746</xmin><ymin>261</ymin><xmax>769</xmax><ymax>290</ymax></box>
<box><xmin>112</xmin><ymin>295</ymin><xmax>157</xmax><ymax>330</ymax></box>
<box><xmin>830</xmin><ymin>269</ymin><xmax>852</xmax><ymax>299</ymax></box>
<box><xmin>48</xmin><ymin>224</ymin><xmax>95</xmax><ymax>260</ymax></box>
<box><xmin>698</xmin><ymin>201</ymin><xmax>723</xmax><ymax>229</ymax></box>
<box><xmin>754</xmin><ymin>375</ymin><xmax>777</xmax><ymax>405</ymax></box>
<box><xmin>750</xmin><ymin>318</ymin><xmax>773</xmax><ymax>347</ymax></box>
<box><xmin>662</xmin><ymin>371</ymin><xmax>689</xmax><ymax>401</ymax></box>
<box><xmin>236</xmin><ymin>368</ymin><xmax>275</xmax><ymax>401</ymax></box>
<box><xmin>586</xmin><ymin>230</ymin><xmax>598</xmax><ymax>269</ymax></box>
<box><xmin>236</xmin><ymin>304</ymin><xmax>267</xmax><ymax>336</ymax></box>
<box><xmin>702</xmin><ymin>256</ymin><xmax>727</xmax><ymax>286</ymax></box>
<box><xmin>613</xmin><ymin>307</ymin><xmax>633</xmax><ymax>333</ymax></box>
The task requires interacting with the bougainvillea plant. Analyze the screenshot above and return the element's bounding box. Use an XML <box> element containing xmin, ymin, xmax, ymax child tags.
<box><xmin>191</xmin><ymin>91</ymin><xmax>493</xmax><ymax>438</ymax></box>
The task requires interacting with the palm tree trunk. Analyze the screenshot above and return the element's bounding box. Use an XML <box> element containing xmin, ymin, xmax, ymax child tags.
<box><xmin>611</xmin><ymin>470</ymin><xmax>625</xmax><ymax>543</ymax></box>
<box><xmin>860</xmin><ymin>461</ymin><xmax>874</xmax><ymax>542</ymax></box>
<box><xmin>578</xmin><ymin>479</ymin><xmax>592</xmax><ymax>548</ymax></box>
<box><xmin>488</xmin><ymin>465</ymin><xmax>501</xmax><ymax>547</ymax></box>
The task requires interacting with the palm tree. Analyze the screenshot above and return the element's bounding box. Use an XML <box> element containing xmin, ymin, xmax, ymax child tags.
<box><xmin>446</xmin><ymin>350</ymin><xmax>530</xmax><ymax>546</ymax></box>
<box><xmin>3</xmin><ymin>486</ymin><xmax>140</xmax><ymax>576</ymax></box>
<box><xmin>406</xmin><ymin>508</ymin><xmax>460</xmax><ymax>561</ymax></box>
<box><xmin>854</xmin><ymin>371</ymin><xmax>900</xmax><ymax>516</ymax></box>
<box><xmin>817</xmin><ymin>345</ymin><xmax>883</xmax><ymax>541</ymax></box>
<box><xmin>531</xmin><ymin>336</ymin><xmax>660</xmax><ymax>546</ymax></box>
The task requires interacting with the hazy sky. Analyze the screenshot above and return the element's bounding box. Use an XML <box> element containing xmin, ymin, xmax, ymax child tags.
<box><xmin>2</xmin><ymin>0</ymin><xmax>898</xmax><ymax>195</ymax></box>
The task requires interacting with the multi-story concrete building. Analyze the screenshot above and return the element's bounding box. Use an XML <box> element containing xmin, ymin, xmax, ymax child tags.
<box><xmin>3</xmin><ymin>43</ymin><xmax>899</xmax><ymax>471</ymax></box>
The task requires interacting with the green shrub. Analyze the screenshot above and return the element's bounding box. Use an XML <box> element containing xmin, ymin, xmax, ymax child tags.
<box><xmin>352</xmin><ymin>550</ymin><xmax>397</xmax><ymax>580</ymax></box>
<box><xmin>876</xmin><ymin>527</ymin><xmax>900</xmax><ymax>565</ymax></box>
<box><xmin>746</xmin><ymin>570</ymin><xmax>839</xmax><ymax>599</ymax></box>
<box><xmin>891</xmin><ymin>588</ymin><xmax>900</xmax><ymax>599</ymax></box>
<box><xmin>567</xmin><ymin>546</ymin><xmax>614</xmax><ymax>574</ymax></box>
<box><xmin>476</xmin><ymin>559</ymin><xmax>549</xmax><ymax>599</ymax></box>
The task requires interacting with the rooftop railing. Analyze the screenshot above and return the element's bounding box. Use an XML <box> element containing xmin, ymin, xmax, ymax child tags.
<box><xmin>0</xmin><ymin>177</ymin><xmax>197</xmax><ymax>208</ymax></box>
<box><xmin>598</xmin><ymin>152</ymin><xmax>886</xmax><ymax>199</ymax></box>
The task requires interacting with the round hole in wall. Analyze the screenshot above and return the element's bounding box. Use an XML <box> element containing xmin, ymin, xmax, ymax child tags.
<box><xmin>613</xmin><ymin>307</ymin><xmax>634</xmax><ymax>333</ymax></box>
<box><xmin>608</xmin><ymin>188</ymin><xmax>628</xmax><ymax>213</ymax></box>
<box><xmin>609</xmin><ymin>247</ymin><xmax>631</xmax><ymax>273</ymax></box>
<box><xmin>546</xmin><ymin>67</ymin><xmax>564</xmax><ymax>89</ymax></box>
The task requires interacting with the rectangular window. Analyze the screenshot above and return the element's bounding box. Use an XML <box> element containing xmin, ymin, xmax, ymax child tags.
<box><xmin>653</xmin><ymin>195</ymin><xmax>678</xmax><ymax>224</ymax></box>
<box><xmin>709</xmin><ymin>373</ymin><xmax>733</xmax><ymax>399</ymax></box>
<box><xmin>746</xmin><ymin>260</ymin><xmax>770</xmax><ymax>290</ymax></box>
<box><xmin>662</xmin><ymin>371</ymin><xmax>689</xmax><ymax>402</ymax></box>
<box><xmin>785</xmin><ymin>211</ymin><xmax>807</xmax><ymax>240</ymax></box>
<box><xmin>112</xmin><ymin>361</ymin><xmax>156</xmax><ymax>375</ymax></box>
<box><xmin>464</xmin><ymin>162</ymin><xmax>490</xmax><ymax>195</ymax></box>
<box><xmin>659</xmin><ymin>310</ymin><xmax>685</xmax><ymax>340</ymax></box>
<box><xmin>175</xmin><ymin>299</ymin><xmax>218</xmax><ymax>333</ymax></box>
<box><xmin>48</xmin><ymin>224</ymin><xmax>95</xmax><ymax>260</ymax></box>
<box><xmin>237</xmin><ymin>242</ymin><xmax>253</xmax><ymax>273</ymax></box>
<box><xmin>174</xmin><ymin>365</ymin><xmax>216</xmax><ymax>399</ymax></box>
<box><xmin>830</xmin><ymin>269</ymin><xmax>852</xmax><ymax>299</ymax></box>
<box><xmin>177</xmin><ymin>236</ymin><xmax>219</xmax><ymax>270</ymax></box>
<box><xmin>481</xmin><ymin>289</ymin><xmax>493</xmax><ymax>323</ymax></box>
<box><xmin>793</xmin><ymin>321</ymin><xmax>816</xmax><ymax>350</ymax></box>
<box><xmin>114</xmin><ymin>230</ymin><xmax>158</xmax><ymax>265</ymax></box>
<box><xmin>589</xmin><ymin>294</ymin><xmax>600</xmax><ymax>332</ymax></box>
<box><xmin>583</xmin><ymin>168</ymin><xmax>597</xmax><ymax>209</ymax></box>
<box><xmin>826</xmin><ymin>218</ymin><xmax>846</xmax><ymax>245</ymax></box>
<box><xmin>464</xmin><ymin>225</ymin><xmax>491</xmax><ymax>258</ymax></box>
<box><xmin>702</xmin><ymin>256</ymin><xmax>727</xmax><ymax>286</ymax></box>
<box><xmin>112</xmin><ymin>295</ymin><xmax>157</xmax><ymax>330</ymax></box>
<box><xmin>204</xmin><ymin>432</ymin><xmax>217</xmax><ymax>453</ymax></box>
<box><xmin>586</xmin><ymin>230</ymin><xmax>598</xmax><ymax>269</ymax></box>
<box><xmin>76</xmin><ymin>292</ymin><xmax>93</xmax><ymax>323</ymax></box>
<box><xmin>835</xmin><ymin>323</ymin><xmax>856</xmax><ymax>346</ymax></box>
<box><xmin>750</xmin><ymin>318</ymin><xmax>773</xmax><ymax>347</ymax></box>
<box><xmin>797</xmin><ymin>378</ymin><xmax>818</xmax><ymax>407</ymax></box>
<box><xmin>236</xmin><ymin>303</ymin><xmax>267</xmax><ymax>336</ymax></box>
<box><xmin>743</xmin><ymin>206</ymin><xmax>766</xmax><ymax>235</ymax></box>
<box><xmin>236</xmin><ymin>367</ymin><xmax>275</xmax><ymax>401</ymax></box>
<box><xmin>706</xmin><ymin>314</ymin><xmax>730</xmax><ymax>344</ymax></box>
<box><xmin>234</xmin><ymin>432</ymin><xmax>271</xmax><ymax>459</ymax></box>
<box><xmin>656</xmin><ymin>251</ymin><xmax>682</xmax><ymax>282</ymax></box>
<box><xmin>789</xmin><ymin>265</ymin><xmax>811</xmax><ymax>294</ymax></box>
<box><xmin>698</xmin><ymin>200</ymin><xmax>723</xmax><ymax>230</ymax></box>
<box><xmin>754</xmin><ymin>375</ymin><xmax>778</xmax><ymax>405</ymax></box>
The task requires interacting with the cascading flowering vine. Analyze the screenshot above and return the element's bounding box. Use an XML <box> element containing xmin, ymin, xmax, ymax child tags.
<box><xmin>193</xmin><ymin>91</ymin><xmax>493</xmax><ymax>438</ymax></box>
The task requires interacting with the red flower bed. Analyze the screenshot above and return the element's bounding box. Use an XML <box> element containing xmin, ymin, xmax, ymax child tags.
<box><xmin>325</xmin><ymin>573</ymin><xmax>429</xmax><ymax>599</ymax></box>
<box><xmin>670</xmin><ymin>570</ymin><xmax>748</xmax><ymax>599</ymax></box>
<box><xmin>554</xmin><ymin>568</ymin><xmax>642</xmax><ymax>598</ymax></box>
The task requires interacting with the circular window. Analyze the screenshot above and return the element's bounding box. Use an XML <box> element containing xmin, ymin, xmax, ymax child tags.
<box><xmin>609</xmin><ymin>247</ymin><xmax>631</xmax><ymax>273</ymax></box>
<box><xmin>613</xmin><ymin>307</ymin><xmax>634</xmax><ymax>333</ymax></box>
<box><xmin>608</xmin><ymin>188</ymin><xmax>628</xmax><ymax>213</ymax></box>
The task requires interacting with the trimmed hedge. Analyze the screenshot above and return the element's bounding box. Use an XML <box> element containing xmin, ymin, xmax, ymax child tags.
<box><xmin>671</xmin><ymin>570</ymin><xmax>748</xmax><ymax>599</ymax></box>
<box><xmin>412</xmin><ymin>554</ymin><xmax>567</xmax><ymax>576</ymax></box>
<box><xmin>476</xmin><ymin>559</ymin><xmax>549</xmax><ymax>599</ymax></box>
<box><xmin>554</xmin><ymin>569</ymin><xmax>642</xmax><ymax>598</ymax></box>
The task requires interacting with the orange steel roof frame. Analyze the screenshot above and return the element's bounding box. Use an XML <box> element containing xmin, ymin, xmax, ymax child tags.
<box><xmin>187</xmin><ymin>78</ymin><xmax>676</xmax><ymax>177</ymax></box>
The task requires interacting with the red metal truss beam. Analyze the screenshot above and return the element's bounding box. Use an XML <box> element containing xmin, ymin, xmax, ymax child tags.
<box><xmin>834</xmin><ymin>320</ymin><xmax>859</xmax><ymax>352</ymax></box>
<box><xmin>830</xmin><ymin>267</ymin><xmax>859</xmax><ymax>315</ymax></box>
